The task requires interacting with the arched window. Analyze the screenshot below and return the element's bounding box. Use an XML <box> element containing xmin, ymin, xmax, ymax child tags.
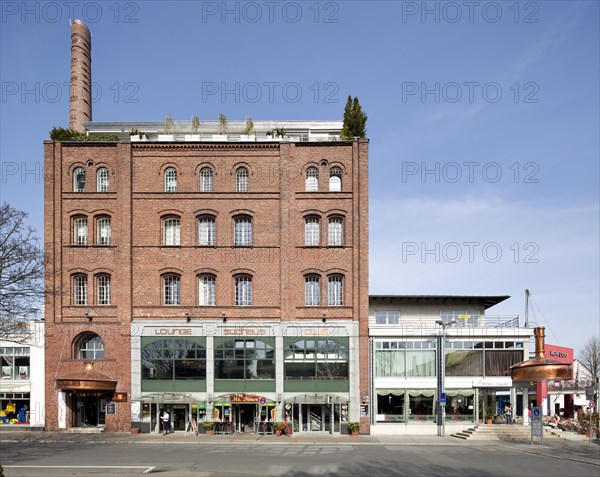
<box><xmin>96</xmin><ymin>274</ymin><xmax>111</xmax><ymax>305</ymax></box>
<box><xmin>328</xmin><ymin>217</ymin><xmax>344</xmax><ymax>246</ymax></box>
<box><xmin>162</xmin><ymin>216</ymin><xmax>180</xmax><ymax>246</ymax></box>
<box><xmin>163</xmin><ymin>274</ymin><xmax>181</xmax><ymax>305</ymax></box>
<box><xmin>198</xmin><ymin>274</ymin><xmax>216</xmax><ymax>306</ymax></box>
<box><xmin>75</xmin><ymin>333</ymin><xmax>105</xmax><ymax>360</ymax></box>
<box><xmin>305</xmin><ymin>275</ymin><xmax>320</xmax><ymax>306</ymax></box>
<box><xmin>328</xmin><ymin>275</ymin><xmax>343</xmax><ymax>306</ymax></box>
<box><xmin>234</xmin><ymin>216</ymin><xmax>252</xmax><ymax>246</ymax></box>
<box><xmin>197</xmin><ymin>216</ymin><xmax>216</xmax><ymax>246</ymax></box>
<box><xmin>96</xmin><ymin>167</ymin><xmax>109</xmax><ymax>192</ymax></box>
<box><xmin>305</xmin><ymin>167</ymin><xmax>318</xmax><ymax>192</ymax></box>
<box><xmin>199</xmin><ymin>167</ymin><xmax>213</xmax><ymax>192</ymax></box>
<box><xmin>304</xmin><ymin>217</ymin><xmax>320</xmax><ymax>246</ymax></box>
<box><xmin>73</xmin><ymin>216</ymin><xmax>88</xmax><ymax>245</ymax></box>
<box><xmin>235</xmin><ymin>275</ymin><xmax>252</xmax><ymax>306</ymax></box>
<box><xmin>236</xmin><ymin>167</ymin><xmax>248</xmax><ymax>192</ymax></box>
<box><xmin>96</xmin><ymin>216</ymin><xmax>111</xmax><ymax>246</ymax></box>
<box><xmin>164</xmin><ymin>167</ymin><xmax>177</xmax><ymax>192</ymax></box>
<box><xmin>214</xmin><ymin>338</ymin><xmax>275</xmax><ymax>380</ymax></box>
<box><xmin>73</xmin><ymin>167</ymin><xmax>86</xmax><ymax>192</ymax></box>
<box><xmin>329</xmin><ymin>167</ymin><xmax>342</xmax><ymax>192</ymax></box>
<box><xmin>73</xmin><ymin>274</ymin><xmax>88</xmax><ymax>305</ymax></box>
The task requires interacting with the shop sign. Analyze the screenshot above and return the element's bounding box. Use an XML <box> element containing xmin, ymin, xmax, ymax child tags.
<box><xmin>473</xmin><ymin>377</ymin><xmax>512</xmax><ymax>387</ymax></box>
<box><xmin>223</xmin><ymin>327</ymin><xmax>268</xmax><ymax>336</ymax></box>
<box><xmin>153</xmin><ymin>328</ymin><xmax>192</xmax><ymax>336</ymax></box>
<box><xmin>231</xmin><ymin>394</ymin><xmax>262</xmax><ymax>403</ymax></box>
<box><xmin>111</xmin><ymin>392</ymin><xmax>127</xmax><ymax>402</ymax></box>
<box><xmin>106</xmin><ymin>402</ymin><xmax>116</xmax><ymax>415</ymax></box>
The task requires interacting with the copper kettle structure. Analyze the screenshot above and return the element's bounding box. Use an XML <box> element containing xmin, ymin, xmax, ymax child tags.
<box><xmin>510</xmin><ymin>327</ymin><xmax>572</xmax><ymax>381</ymax></box>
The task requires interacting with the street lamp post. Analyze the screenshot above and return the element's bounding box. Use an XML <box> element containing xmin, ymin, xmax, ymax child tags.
<box><xmin>436</xmin><ymin>320</ymin><xmax>457</xmax><ymax>437</ymax></box>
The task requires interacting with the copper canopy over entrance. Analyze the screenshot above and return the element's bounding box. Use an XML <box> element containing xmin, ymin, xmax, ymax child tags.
<box><xmin>56</xmin><ymin>362</ymin><xmax>117</xmax><ymax>391</ymax></box>
<box><xmin>510</xmin><ymin>327</ymin><xmax>572</xmax><ymax>381</ymax></box>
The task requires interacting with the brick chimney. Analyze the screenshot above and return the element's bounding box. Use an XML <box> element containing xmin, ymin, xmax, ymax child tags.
<box><xmin>69</xmin><ymin>20</ymin><xmax>92</xmax><ymax>132</ymax></box>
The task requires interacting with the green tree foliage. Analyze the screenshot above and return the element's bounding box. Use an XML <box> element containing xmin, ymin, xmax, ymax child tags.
<box><xmin>340</xmin><ymin>96</ymin><xmax>368</xmax><ymax>139</ymax></box>
<box><xmin>49</xmin><ymin>127</ymin><xmax>118</xmax><ymax>142</ymax></box>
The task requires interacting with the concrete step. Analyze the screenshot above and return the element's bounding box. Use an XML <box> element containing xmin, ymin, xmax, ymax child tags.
<box><xmin>451</xmin><ymin>424</ymin><xmax>562</xmax><ymax>441</ymax></box>
<box><xmin>65</xmin><ymin>427</ymin><xmax>105</xmax><ymax>433</ymax></box>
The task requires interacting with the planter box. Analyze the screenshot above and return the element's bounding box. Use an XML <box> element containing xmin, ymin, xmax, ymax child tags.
<box><xmin>184</xmin><ymin>135</ymin><xmax>201</xmax><ymax>141</ymax></box>
<box><xmin>239</xmin><ymin>135</ymin><xmax>256</xmax><ymax>141</ymax></box>
<box><xmin>212</xmin><ymin>135</ymin><xmax>228</xmax><ymax>141</ymax></box>
<box><xmin>158</xmin><ymin>134</ymin><xmax>174</xmax><ymax>141</ymax></box>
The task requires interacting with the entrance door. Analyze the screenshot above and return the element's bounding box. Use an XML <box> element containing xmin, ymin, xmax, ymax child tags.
<box><xmin>299</xmin><ymin>404</ymin><xmax>334</xmax><ymax>432</ymax></box>
<box><xmin>73</xmin><ymin>394</ymin><xmax>105</xmax><ymax>427</ymax></box>
<box><xmin>233</xmin><ymin>404</ymin><xmax>256</xmax><ymax>432</ymax></box>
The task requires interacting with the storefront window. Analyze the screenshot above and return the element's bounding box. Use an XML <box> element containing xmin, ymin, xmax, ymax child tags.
<box><xmin>284</xmin><ymin>338</ymin><xmax>349</xmax><ymax>381</ymax></box>
<box><xmin>376</xmin><ymin>391</ymin><xmax>405</xmax><ymax>422</ymax></box>
<box><xmin>214</xmin><ymin>338</ymin><xmax>275</xmax><ymax>380</ymax></box>
<box><xmin>142</xmin><ymin>338</ymin><xmax>206</xmax><ymax>380</ymax></box>
<box><xmin>446</xmin><ymin>390</ymin><xmax>475</xmax><ymax>422</ymax></box>
<box><xmin>407</xmin><ymin>390</ymin><xmax>435</xmax><ymax>422</ymax></box>
<box><xmin>1</xmin><ymin>347</ymin><xmax>30</xmax><ymax>380</ymax></box>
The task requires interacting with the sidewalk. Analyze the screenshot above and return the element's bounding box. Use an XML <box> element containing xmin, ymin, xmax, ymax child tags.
<box><xmin>1</xmin><ymin>428</ymin><xmax>598</xmax><ymax>448</ymax></box>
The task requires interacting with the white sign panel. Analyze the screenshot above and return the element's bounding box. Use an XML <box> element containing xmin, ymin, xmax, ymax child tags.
<box><xmin>472</xmin><ymin>377</ymin><xmax>512</xmax><ymax>387</ymax></box>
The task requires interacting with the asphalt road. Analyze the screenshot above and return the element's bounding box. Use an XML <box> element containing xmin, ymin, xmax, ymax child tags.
<box><xmin>1</xmin><ymin>439</ymin><xmax>599</xmax><ymax>477</ymax></box>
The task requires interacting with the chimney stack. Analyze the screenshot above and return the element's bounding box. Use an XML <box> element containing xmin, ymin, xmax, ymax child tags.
<box><xmin>69</xmin><ymin>20</ymin><xmax>92</xmax><ymax>132</ymax></box>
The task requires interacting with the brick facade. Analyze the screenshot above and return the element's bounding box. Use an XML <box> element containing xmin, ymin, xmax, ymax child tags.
<box><xmin>45</xmin><ymin>137</ymin><xmax>369</xmax><ymax>432</ymax></box>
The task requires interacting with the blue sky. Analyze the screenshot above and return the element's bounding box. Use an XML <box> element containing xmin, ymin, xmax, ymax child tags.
<box><xmin>1</xmin><ymin>1</ymin><xmax>598</xmax><ymax>352</ymax></box>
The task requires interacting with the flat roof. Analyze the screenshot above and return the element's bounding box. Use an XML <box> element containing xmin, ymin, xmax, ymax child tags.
<box><xmin>369</xmin><ymin>295</ymin><xmax>510</xmax><ymax>310</ymax></box>
<box><xmin>85</xmin><ymin>120</ymin><xmax>343</xmax><ymax>134</ymax></box>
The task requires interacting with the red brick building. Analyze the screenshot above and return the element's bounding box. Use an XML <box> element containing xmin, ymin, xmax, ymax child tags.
<box><xmin>44</xmin><ymin>122</ymin><xmax>369</xmax><ymax>433</ymax></box>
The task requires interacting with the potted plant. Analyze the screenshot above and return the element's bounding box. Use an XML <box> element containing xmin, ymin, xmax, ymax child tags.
<box><xmin>203</xmin><ymin>421</ymin><xmax>215</xmax><ymax>436</ymax></box>
<box><xmin>158</xmin><ymin>115</ymin><xmax>175</xmax><ymax>141</ymax></box>
<box><xmin>485</xmin><ymin>406</ymin><xmax>494</xmax><ymax>424</ymax></box>
<box><xmin>348</xmin><ymin>422</ymin><xmax>360</xmax><ymax>436</ymax></box>
<box><xmin>274</xmin><ymin>421</ymin><xmax>286</xmax><ymax>437</ymax></box>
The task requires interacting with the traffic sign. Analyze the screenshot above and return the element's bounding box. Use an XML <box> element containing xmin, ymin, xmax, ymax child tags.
<box><xmin>585</xmin><ymin>387</ymin><xmax>595</xmax><ymax>399</ymax></box>
<box><xmin>589</xmin><ymin>400</ymin><xmax>595</xmax><ymax>409</ymax></box>
<box><xmin>440</xmin><ymin>392</ymin><xmax>446</xmax><ymax>405</ymax></box>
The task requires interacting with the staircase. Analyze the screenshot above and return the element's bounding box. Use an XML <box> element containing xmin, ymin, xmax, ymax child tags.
<box><xmin>451</xmin><ymin>424</ymin><xmax>561</xmax><ymax>441</ymax></box>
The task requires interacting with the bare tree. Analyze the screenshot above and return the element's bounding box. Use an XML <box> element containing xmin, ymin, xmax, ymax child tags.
<box><xmin>579</xmin><ymin>335</ymin><xmax>600</xmax><ymax>402</ymax></box>
<box><xmin>0</xmin><ymin>202</ymin><xmax>46</xmax><ymax>343</ymax></box>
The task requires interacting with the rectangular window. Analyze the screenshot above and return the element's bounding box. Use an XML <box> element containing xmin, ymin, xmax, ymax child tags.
<box><xmin>97</xmin><ymin>275</ymin><xmax>111</xmax><ymax>305</ymax></box>
<box><xmin>305</xmin><ymin>276</ymin><xmax>320</xmax><ymax>306</ymax></box>
<box><xmin>328</xmin><ymin>217</ymin><xmax>343</xmax><ymax>246</ymax></box>
<box><xmin>235</xmin><ymin>276</ymin><xmax>252</xmax><ymax>306</ymax></box>
<box><xmin>96</xmin><ymin>217</ymin><xmax>111</xmax><ymax>245</ymax></box>
<box><xmin>74</xmin><ymin>217</ymin><xmax>87</xmax><ymax>246</ymax></box>
<box><xmin>164</xmin><ymin>276</ymin><xmax>181</xmax><ymax>305</ymax></box>
<box><xmin>328</xmin><ymin>276</ymin><xmax>343</xmax><ymax>306</ymax></box>
<box><xmin>375</xmin><ymin>311</ymin><xmax>400</xmax><ymax>324</ymax></box>
<box><xmin>234</xmin><ymin>218</ymin><xmax>252</xmax><ymax>246</ymax></box>
<box><xmin>73</xmin><ymin>275</ymin><xmax>87</xmax><ymax>305</ymax></box>
<box><xmin>199</xmin><ymin>275</ymin><xmax>216</xmax><ymax>306</ymax></box>
<box><xmin>305</xmin><ymin>218</ymin><xmax>320</xmax><ymax>246</ymax></box>
<box><xmin>163</xmin><ymin>218</ymin><xmax>180</xmax><ymax>246</ymax></box>
<box><xmin>198</xmin><ymin>217</ymin><xmax>216</xmax><ymax>246</ymax></box>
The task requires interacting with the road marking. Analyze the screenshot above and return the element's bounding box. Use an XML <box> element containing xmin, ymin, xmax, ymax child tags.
<box><xmin>4</xmin><ymin>465</ymin><xmax>156</xmax><ymax>474</ymax></box>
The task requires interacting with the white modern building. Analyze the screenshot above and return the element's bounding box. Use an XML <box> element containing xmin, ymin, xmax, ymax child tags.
<box><xmin>369</xmin><ymin>295</ymin><xmax>533</xmax><ymax>435</ymax></box>
<box><xmin>0</xmin><ymin>320</ymin><xmax>45</xmax><ymax>429</ymax></box>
